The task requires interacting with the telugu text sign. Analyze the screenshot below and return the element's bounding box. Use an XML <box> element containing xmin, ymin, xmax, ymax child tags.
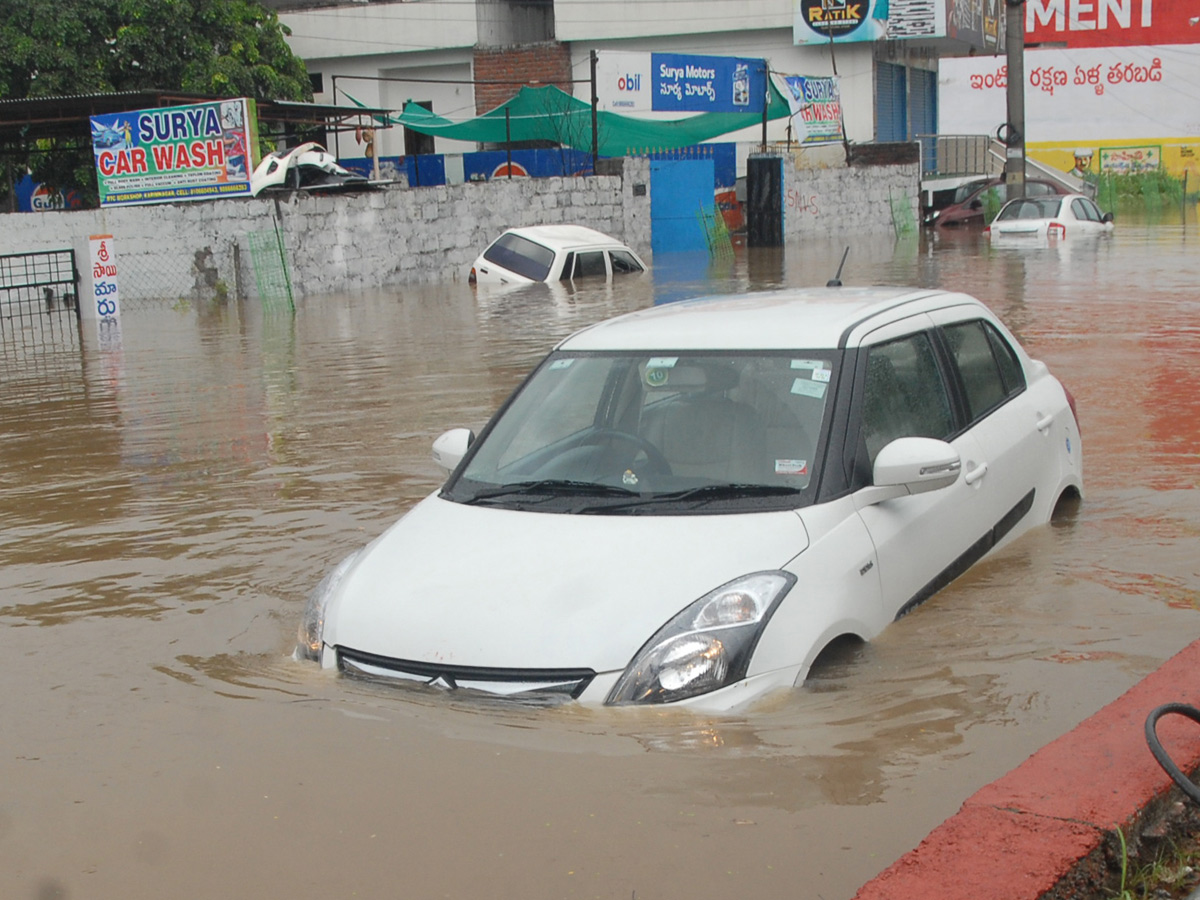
<box><xmin>939</xmin><ymin>46</ymin><xmax>1197</xmax><ymax>142</ymax></box>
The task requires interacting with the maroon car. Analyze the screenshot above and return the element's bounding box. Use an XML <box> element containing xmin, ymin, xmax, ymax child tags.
<box><xmin>924</xmin><ymin>177</ymin><xmax>1067</xmax><ymax>228</ymax></box>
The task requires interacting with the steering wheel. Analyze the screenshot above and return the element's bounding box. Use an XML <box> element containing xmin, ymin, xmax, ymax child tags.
<box><xmin>572</xmin><ymin>428</ymin><xmax>673</xmax><ymax>478</ymax></box>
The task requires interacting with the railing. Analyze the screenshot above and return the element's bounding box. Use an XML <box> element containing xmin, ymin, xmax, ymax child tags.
<box><xmin>916</xmin><ymin>134</ymin><xmax>1003</xmax><ymax>178</ymax></box>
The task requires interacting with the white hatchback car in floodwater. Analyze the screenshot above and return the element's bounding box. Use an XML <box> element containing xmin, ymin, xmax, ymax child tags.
<box><xmin>468</xmin><ymin>225</ymin><xmax>647</xmax><ymax>286</ymax></box>
<box><xmin>298</xmin><ymin>286</ymin><xmax>1083</xmax><ymax>712</ymax></box>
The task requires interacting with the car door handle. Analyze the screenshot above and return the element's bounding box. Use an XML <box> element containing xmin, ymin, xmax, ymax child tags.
<box><xmin>964</xmin><ymin>462</ymin><xmax>988</xmax><ymax>485</ymax></box>
<box><xmin>1036</xmin><ymin>413</ymin><xmax>1054</xmax><ymax>432</ymax></box>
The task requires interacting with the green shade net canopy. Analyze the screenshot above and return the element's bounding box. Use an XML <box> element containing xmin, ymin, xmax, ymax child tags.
<box><xmin>346</xmin><ymin>83</ymin><xmax>794</xmax><ymax>157</ymax></box>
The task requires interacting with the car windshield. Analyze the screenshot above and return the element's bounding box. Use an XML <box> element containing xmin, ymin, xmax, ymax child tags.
<box><xmin>443</xmin><ymin>350</ymin><xmax>840</xmax><ymax>514</ymax></box>
<box><xmin>483</xmin><ymin>232</ymin><xmax>556</xmax><ymax>281</ymax></box>
<box><xmin>996</xmin><ymin>197</ymin><xmax>1064</xmax><ymax>221</ymax></box>
<box><xmin>953</xmin><ymin>179</ymin><xmax>992</xmax><ymax>203</ymax></box>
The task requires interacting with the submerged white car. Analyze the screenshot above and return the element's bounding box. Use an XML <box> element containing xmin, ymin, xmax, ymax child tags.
<box><xmin>986</xmin><ymin>193</ymin><xmax>1114</xmax><ymax>242</ymax></box>
<box><xmin>299</xmin><ymin>287</ymin><xmax>1083</xmax><ymax>712</ymax></box>
<box><xmin>468</xmin><ymin>225</ymin><xmax>647</xmax><ymax>286</ymax></box>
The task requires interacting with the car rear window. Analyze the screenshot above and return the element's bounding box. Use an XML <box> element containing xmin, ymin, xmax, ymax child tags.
<box><xmin>996</xmin><ymin>197</ymin><xmax>1064</xmax><ymax>221</ymax></box>
<box><xmin>483</xmin><ymin>232</ymin><xmax>556</xmax><ymax>281</ymax></box>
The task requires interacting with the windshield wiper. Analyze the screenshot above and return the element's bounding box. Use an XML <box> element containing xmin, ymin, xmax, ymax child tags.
<box><xmin>458</xmin><ymin>479</ymin><xmax>639</xmax><ymax>506</ymax></box>
<box><xmin>576</xmin><ymin>482</ymin><xmax>802</xmax><ymax>514</ymax></box>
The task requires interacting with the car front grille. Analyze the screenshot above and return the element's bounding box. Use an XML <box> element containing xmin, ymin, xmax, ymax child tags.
<box><xmin>337</xmin><ymin>646</ymin><xmax>596</xmax><ymax>700</ymax></box>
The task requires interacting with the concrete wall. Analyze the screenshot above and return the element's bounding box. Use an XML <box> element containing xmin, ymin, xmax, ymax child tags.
<box><xmin>0</xmin><ymin>153</ymin><xmax>917</xmax><ymax>302</ymax></box>
<box><xmin>0</xmin><ymin>157</ymin><xmax>653</xmax><ymax>302</ymax></box>
<box><xmin>782</xmin><ymin>154</ymin><xmax>920</xmax><ymax>239</ymax></box>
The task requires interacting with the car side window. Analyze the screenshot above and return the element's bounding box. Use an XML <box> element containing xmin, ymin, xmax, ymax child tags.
<box><xmin>1071</xmin><ymin>198</ymin><xmax>1097</xmax><ymax>222</ymax></box>
<box><xmin>610</xmin><ymin>249</ymin><xmax>644</xmax><ymax>275</ymax></box>
<box><xmin>574</xmin><ymin>251</ymin><xmax>607</xmax><ymax>279</ymax></box>
<box><xmin>942</xmin><ymin>319</ymin><xmax>1024</xmax><ymax>423</ymax></box>
<box><xmin>861</xmin><ymin>333</ymin><xmax>953</xmax><ymax>462</ymax></box>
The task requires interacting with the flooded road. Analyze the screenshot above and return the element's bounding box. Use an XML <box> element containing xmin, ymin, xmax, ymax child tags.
<box><xmin>3</xmin><ymin>223</ymin><xmax>1200</xmax><ymax>900</ymax></box>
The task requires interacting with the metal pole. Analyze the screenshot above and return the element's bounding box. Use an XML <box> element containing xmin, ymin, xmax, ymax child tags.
<box><xmin>332</xmin><ymin>75</ymin><xmax>340</xmax><ymax>159</ymax></box>
<box><xmin>1003</xmin><ymin>0</ymin><xmax>1027</xmax><ymax>201</ymax></box>
<box><xmin>590</xmin><ymin>49</ymin><xmax>599</xmax><ymax>173</ymax></box>
<box><xmin>505</xmin><ymin>107</ymin><xmax>512</xmax><ymax>179</ymax></box>
<box><xmin>761</xmin><ymin>62</ymin><xmax>769</xmax><ymax>152</ymax></box>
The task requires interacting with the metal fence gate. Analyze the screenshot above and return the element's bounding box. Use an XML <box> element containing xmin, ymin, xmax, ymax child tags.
<box><xmin>0</xmin><ymin>250</ymin><xmax>81</xmax><ymax>355</ymax></box>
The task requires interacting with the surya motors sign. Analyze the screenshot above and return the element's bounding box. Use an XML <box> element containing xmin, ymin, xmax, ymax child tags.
<box><xmin>90</xmin><ymin>98</ymin><xmax>258</xmax><ymax>207</ymax></box>
<box><xmin>596</xmin><ymin>52</ymin><xmax>765</xmax><ymax>114</ymax></box>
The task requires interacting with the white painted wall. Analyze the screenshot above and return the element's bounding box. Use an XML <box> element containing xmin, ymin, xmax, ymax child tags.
<box><xmin>555</xmin><ymin>0</ymin><xmax>791</xmax><ymax>41</ymax></box>
<box><xmin>280</xmin><ymin>0</ymin><xmax>477</xmax><ymax>61</ymax></box>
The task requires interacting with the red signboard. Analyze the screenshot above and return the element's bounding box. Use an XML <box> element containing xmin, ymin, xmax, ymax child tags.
<box><xmin>1025</xmin><ymin>0</ymin><xmax>1198</xmax><ymax>48</ymax></box>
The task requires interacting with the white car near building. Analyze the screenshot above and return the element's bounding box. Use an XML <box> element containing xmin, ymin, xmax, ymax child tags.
<box><xmin>298</xmin><ymin>286</ymin><xmax>1083</xmax><ymax>712</ymax></box>
<box><xmin>986</xmin><ymin>193</ymin><xmax>1115</xmax><ymax>242</ymax></box>
<box><xmin>468</xmin><ymin>225</ymin><xmax>647</xmax><ymax>285</ymax></box>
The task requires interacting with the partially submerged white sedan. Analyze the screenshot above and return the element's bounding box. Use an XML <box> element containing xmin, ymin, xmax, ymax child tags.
<box><xmin>986</xmin><ymin>193</ymin><xmax>1114</xmax><ymax>242</ymax></box>
<box><xmin>468</xmin><ymin>225</ymin><xmax>646</xmax><ymax>286</ymax></box>
<box><xmin>299</xmin><ymin>286</ymin><xmax>1083</xmax><ymax>712</ymax></box>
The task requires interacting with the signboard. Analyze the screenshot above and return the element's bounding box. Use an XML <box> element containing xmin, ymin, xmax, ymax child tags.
<box><xmin>772</xmin><ymin>74</ymin><xmax>844</xmax><ymax>145</ymax></box>
<box><xmin>946</xmin><ymin>0</ymin><xmax>1005</xmax><ymax>52</ymax></box>
<box><xmin>794</xmin><ymin>0</ymin><xmax>946</xmax><ymax>44</ymax></box>
<box><xmin>1025</xmin><ymin>0</ymin><xmax>1196</xmax><ymax>48</ymax></box>
<box><xmin>596</xmin><ymin>52</ymin><xmax>766</xmax><ymax>114</ymax></box>
<box><xmin>940</xmin><ymin>47</ymin><xmax>1196</xmax><ymax>141</ymax></box>
<box><xmin>90</xmin><ymin>98</ymin><xmax>257</xmax><ymax>207</ymax></box>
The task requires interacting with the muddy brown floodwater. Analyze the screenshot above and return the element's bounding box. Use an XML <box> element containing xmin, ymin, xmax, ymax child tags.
<box><xmin>3</xmin><ymin>222</ymin><xmax>1200</xmax><ymax>900</ymax></box>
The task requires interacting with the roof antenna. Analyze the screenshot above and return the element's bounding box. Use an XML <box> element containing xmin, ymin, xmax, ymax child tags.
<box><xmin>827</xmin><ymin>246</ymin><xmax>850</xmax><ymax>287</ymax></box>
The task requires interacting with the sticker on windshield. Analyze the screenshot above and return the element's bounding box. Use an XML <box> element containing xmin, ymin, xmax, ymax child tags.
<box><xmin>548</xmin><ymin>359</ymin><xmax>575</xmax><ymax>370</ymax></box>
<box><xmin>791</xmin><ymin>359</ymin><xmax>826</xmax><ymax>371</ymax></box>
<box><xmin>775</xmin><ymin>459</ymin><xmax>809</xmax><ymax>476</ymax></box>
<box><xmin>812</xmin><ymin>368</ymin><xmax>831</xmax><ymax>383</ymax></box>
<box><xmin>791</xmin><ymin>378</ymin><xmax>827</xmax><ymax>399</ymax></box>
<box><xmin>644</xmin><ymin>357</ymin><xmax>678</xmax><ymax>388</ymax></box>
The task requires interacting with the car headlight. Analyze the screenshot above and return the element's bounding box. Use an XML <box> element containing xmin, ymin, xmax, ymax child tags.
<box><xmin>296</xmin><ymin>551</ymin><xmax>360</xmax><ymax>661</ymax></box>
<box><xmin>606</xmin><ymin>571</ymin><xmax>796</xmax><ymax>705</ymax></box>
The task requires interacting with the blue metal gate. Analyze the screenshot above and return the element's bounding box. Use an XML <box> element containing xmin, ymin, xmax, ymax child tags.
<box><xmin>650</xmin><ymin>158</ymin><xmax>716</xmax><ymax>255</ymax></box>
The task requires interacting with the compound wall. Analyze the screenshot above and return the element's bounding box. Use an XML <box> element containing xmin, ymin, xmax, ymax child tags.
<box><xmin>0</xmin><ymin>153</ymin><xmax>916</xmax><ymax>303</ymax></box>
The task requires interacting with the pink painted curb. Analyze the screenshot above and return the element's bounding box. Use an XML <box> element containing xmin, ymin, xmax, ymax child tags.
<box><xmin>853</xmin><ymin>639</ymin><xmax>1200</xmax><ymax>900</ymax></box>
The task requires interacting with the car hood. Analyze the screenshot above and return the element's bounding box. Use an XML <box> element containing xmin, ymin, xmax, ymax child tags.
<box><xmin>324</xmin><ymin>494</ymin><xmax>810</xmax><ymax>673</ymax></box>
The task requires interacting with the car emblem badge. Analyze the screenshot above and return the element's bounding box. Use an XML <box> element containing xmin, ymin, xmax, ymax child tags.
<box><xmin>622</xmin><ymin>469</ymin><xmax>639</xmax><ymax>486</ymax></box>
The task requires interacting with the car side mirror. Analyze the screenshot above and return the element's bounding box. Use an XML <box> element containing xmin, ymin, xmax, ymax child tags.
<box><xmin>1102</xmin><ymin>212</ymin><xmax>1114</xmax><ymax>223</ymax></box>
<box><xmin>854</xmin><ymin>437</ymin><xmax>962</xmax><ymax>509</ymax></box>
<box><xmin>969</xmin><ymin>199</ymin><xmax>982</xmax><ymax>210</ymax></box>
<box><xmin>432</xmin><ymin>428</ymin><xmax>474</xmax><ymax>475</ymax></box>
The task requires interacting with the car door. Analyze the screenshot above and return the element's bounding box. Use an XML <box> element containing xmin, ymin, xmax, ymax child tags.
<box><xmin>849</xmin><ymin>316</ymin><xmax>994</xmax><ymax>620</ymax></box>
<box><xmin>929</xmin><ymin>306</ymin><xmax>1068</xmax><ymax>542</ymax></box>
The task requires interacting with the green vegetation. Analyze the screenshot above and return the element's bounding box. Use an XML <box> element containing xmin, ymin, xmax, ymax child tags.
<box><xmin>0</xmin><ymin>0</ymin><xmax>312</xmax><ymax>204</ymax></box>
<box><xmin>1109</xmin><ymin>820</ymin><xmax>1200</xmax><ymax>900</ymax></box>
<box><xmin>1094</xmin><ymin>172</ymin><xmax>1193</xmax><ymax>217</ymax></box>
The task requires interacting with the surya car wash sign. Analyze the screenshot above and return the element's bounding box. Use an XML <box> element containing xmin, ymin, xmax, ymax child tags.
<box><xmin>90</xmin><ymin>99</ymin><xmax>257</xmax><ymax>207</ymax></box>
<box><xmin>596</xmin><ymin>52</ymin><xmax>765</xmax><ymax>114</ymax></box>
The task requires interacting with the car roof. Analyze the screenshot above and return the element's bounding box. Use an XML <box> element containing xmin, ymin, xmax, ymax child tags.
<box><xmin>558</xmin><ymin>286</ymin><xmax>988</xmax><ymax>352</ymax></box>
<box><xmin>503</xmin><ymin>225</ymin><xmax>633</xmax><ymax>252</ymax></box>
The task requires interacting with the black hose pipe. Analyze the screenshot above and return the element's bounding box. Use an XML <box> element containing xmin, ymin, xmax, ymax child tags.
<box><xmin>1145</xmin><ymin>703</ymin><xmax>1200</xmax><ymax>805</ymax></box>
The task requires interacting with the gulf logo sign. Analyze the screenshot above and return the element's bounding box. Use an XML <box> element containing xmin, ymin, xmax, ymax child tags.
<box><xmin>491</xmin><ymin>161</ymin><xmax>529</xmax><ymax>179</ymax></box>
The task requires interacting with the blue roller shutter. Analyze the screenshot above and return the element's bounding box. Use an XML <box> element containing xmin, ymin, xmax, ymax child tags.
<box><xmin>875</xmin><ymin>61</ymin><xmax>907</xmax><ymax>142</ymax></box>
